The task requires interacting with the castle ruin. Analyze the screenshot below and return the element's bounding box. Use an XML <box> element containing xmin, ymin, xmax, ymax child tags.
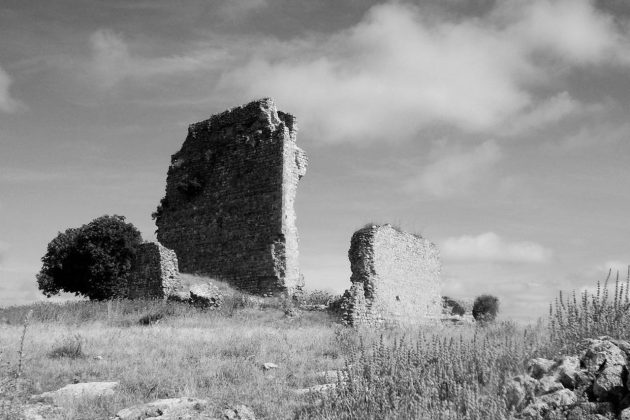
<box><xmin>127</xmin><ymin>242</ymin><xmax>180</xmax><ymax>299</ymax></box>
<box><xmin>154</xmin><ymin>98</ymin><xmax>307</xmax><ymax>296</ymax></box>
<box><xmin>341</xmin><ymin>224</ymin><xmax>442</xmax><ymax>326</ymax></box>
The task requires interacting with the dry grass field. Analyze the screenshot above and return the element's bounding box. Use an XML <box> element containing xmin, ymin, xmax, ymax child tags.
<box><xmin>1</xmin><ymin>274</ymin><xmax>629</xmax><ymax>419</ymax></box>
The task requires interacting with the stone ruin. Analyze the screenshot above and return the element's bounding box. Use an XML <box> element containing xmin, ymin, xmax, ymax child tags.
<box><xmin>340</xmin><ymin>224</ymin><xmax>442</xmax><ymax>327</ymax></box>
<box><xmin>154</xmin><ymin>98</ymin><xmax>307</xmax><ymax>296</ymax></box>
<box><xmin>127</xmin><ymin>242</ymin><xmax>180</xmax><ymax>299</ymax></box>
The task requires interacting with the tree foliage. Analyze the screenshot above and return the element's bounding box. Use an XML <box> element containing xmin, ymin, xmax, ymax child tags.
<box><xmin>472</xmin><ymin>294</ymin><xmax>500</xmax><ymax>322</ymax></box>
<box><xmin>37</xmin><ymin>215</ymin><xmax>142</xmax><ymax>300</ymax></box>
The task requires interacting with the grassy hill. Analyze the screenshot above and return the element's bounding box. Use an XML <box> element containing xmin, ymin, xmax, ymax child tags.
<box><xmin>1</xmin><ymin>274</ymin><xmax>629</xmax><ymax>419</ymax></box>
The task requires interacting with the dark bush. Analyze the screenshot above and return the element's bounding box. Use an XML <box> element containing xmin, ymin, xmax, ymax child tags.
<box><xmin>472</xmin><ymin>294</ymin><xmax>500</xmax><ymax>322</ymax></box>
<box><xmin>442</xmin><ymin>296</ymin><xmax>466</xmax><ymax>316</ymax></box>
<box><xmin>37</xmin><ymin>215</ymin><xmax>142</xmax><ymax>300</ymax></box>
<box><xmin>48</xmin><ymin>335</ymin><xmax>85</xmax><ymax>359</ymax></box>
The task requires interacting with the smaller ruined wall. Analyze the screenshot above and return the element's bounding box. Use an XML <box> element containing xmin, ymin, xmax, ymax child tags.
<box><xmin>128</xmin><ymin>242</ymin><xmax>180</xmax><ymax>299</ymax></box>
<box><xmin>341</xmin><ymin>224</ymin><xmax>442</xmax><ymax>327</ymax></box>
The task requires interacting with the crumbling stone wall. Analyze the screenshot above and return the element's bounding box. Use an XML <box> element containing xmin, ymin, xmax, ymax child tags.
<box><xmin>341</xmin><ymin>224</ymin><xmax>442</xmax><ymax>326</ymax></box>
<box><xmin>128</xmin><ymin>242</ymin><xmax>180</xmax><ymax>299</ymax></box>
<box><xmin>154</xmin><ymin>98</ymin><xmax>307</xmax><ymax>295</ymax></box>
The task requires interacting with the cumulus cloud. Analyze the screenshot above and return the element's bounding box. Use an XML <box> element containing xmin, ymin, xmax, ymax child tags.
<box><xmin>81</xmin><ymin>0</ymin><xmax>630</xmax><ymax>141</ymax></box>
<box><xmin>405</xmin><ymin>140</ymin><xmax>502</xmax><ymax>198</ymax></box>
<box><xmin>0</xmin><ymin>65</ymin><xmax>19</xmax><ymax>113</ymax></box>
<box><xmin>502</xmin><ymin>92</ymin><xmax>583</xmax><ymax>136</ymax></box>
<box><xmin>441</xmin><ymin>232</ymin><xmax>553</xmax><ymax>263</ymax></box>
<box><xmin>216</xmin><ymin>0</ymin><xmax>629</xmax><ymax>142</ymax></box>
<box><xmin>501</xmin><ymin>0</ymin><xmax>623</xmax><ymax>64</ymax></box>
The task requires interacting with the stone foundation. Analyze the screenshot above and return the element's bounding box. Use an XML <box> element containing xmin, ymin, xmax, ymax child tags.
<box><xmin>341</xmin><ymin>224</ymin><xmax>442</xmax><ymax>327</ymax></box>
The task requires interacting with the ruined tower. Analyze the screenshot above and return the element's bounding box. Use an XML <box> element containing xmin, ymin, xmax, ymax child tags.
<box><xmin>154</xmin><ymin>98</ymin><xmax>307</xmax><ymax>295</ymax></box>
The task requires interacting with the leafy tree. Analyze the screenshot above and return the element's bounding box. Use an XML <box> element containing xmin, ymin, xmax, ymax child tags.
<box><xmin>37</xmin><ymin>215</ymin><xmax>142</xmax><ymax>300</ymax></box>
<box><xmin>472</xmin><ymin>294</ymin><xmax>500</xmax><ymax>323</ymax></box>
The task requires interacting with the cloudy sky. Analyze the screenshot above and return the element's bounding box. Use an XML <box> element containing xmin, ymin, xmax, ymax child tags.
<box><xmin>1</xmin><ymin>0</ymin><xmax>630</xmax><ymax>321</ymax></box>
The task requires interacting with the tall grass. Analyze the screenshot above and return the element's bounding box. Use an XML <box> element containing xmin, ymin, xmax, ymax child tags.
<box><xmin>297</xmin><ymin>322</ymin><xmax>545</xmax><ymax>420</ymax></box>
<box><xmin>549</xmin><ymin>269</ymin><xmax>630</xmax><ymax>354</ymax></box>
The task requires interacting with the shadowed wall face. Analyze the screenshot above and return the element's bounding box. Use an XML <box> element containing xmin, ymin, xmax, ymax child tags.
<box><xmin>155</xmin><ymin>98</ymin><xmax>307</xmax><ymax>295</ymax></box>
<box><xmin>342</xmin><ymin>224</ymin><xmax>442</xmax><ymax>326</ymax></box>
<box><xmin>127</xmin><ymin>242</ymin><xmax>180</xmax><ymax>299</ymax></box>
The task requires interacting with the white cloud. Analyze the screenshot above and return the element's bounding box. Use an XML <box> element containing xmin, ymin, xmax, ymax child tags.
<box><xmin>405</xmin><ymin>140</ymin><xmax>502</xmax><ymax>198</ymax></box>
<box><xmin>88</xmin><ymin>29</ymin><xmax>228</xmax><ymax>89</ymax></box>
<box><xmin>0</xmin><ymin>65</ymin><xmax>20</xmax><ymax>113</ymax></box>
<box><xmin>441</xmin><ymin>232</ymin><xmax>553</xmax><ymax>263</ymax></box>
<box><xmin>502</xmin><ymin>0</ymin><xmax>623</xmax><ymax>64</ymax></box>
<box><xmin>215</xmin><ymin>0</ymin><xmax>629</xmax><ymax>142</ymax></box>
<box><xmin>502</xmin><ymin>92</ymin><xmax>582</xmax><ymax>136</ymax></box>
<box><xmin>79</xmin><ymin>0</ymin><xmax>630</xmax><ymax>142</ymax></box>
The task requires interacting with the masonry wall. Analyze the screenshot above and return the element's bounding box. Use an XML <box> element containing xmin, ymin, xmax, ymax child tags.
<box><xmin>128</xmin><ymin>242</ymin><xmax>180</xmax><ymax>299</ymax></box>
<box><xmin>342</xmin><ymin>224</ymin><xmax>442</xmax><ymax>326</ymax></box>
<box><xmin>154</xmin><ymin>98</ymin><xmax>307</xmax><ymax>295</ymax></box>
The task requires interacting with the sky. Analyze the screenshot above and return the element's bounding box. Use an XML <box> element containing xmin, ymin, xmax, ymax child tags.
<box><xmin>1</xmin><ymin>0</ymin><xmax>630</xmax><ymax>322</ymax></box>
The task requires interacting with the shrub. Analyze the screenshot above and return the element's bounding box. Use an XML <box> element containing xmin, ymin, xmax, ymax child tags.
<box><xmin>37</xmin><ymin>215</ymin><xmax>142</xmax><ymax>300</ymax></box>
<box><xmin>472</xmin><ymin>294</ymin><xmax>500</xmax><ymax>322</ymax></box>
<box><xmin>48</xmin><ymin>334</ymin><xmax>85</xmax><ymax>359</ymax></box>
<box><xmin>297</xmin><ymin>326</ymin><xmax>537</xmax><ymax>419</ymax></box>
<box><xmin>549</xmin><ymin>271</ymin><xmax>630</xmax><ymax>354</ymax></box>
<box><xmin>442</xmin><ymin>296</ymin><xmax>466</xmax><ymax>316</ymax></box>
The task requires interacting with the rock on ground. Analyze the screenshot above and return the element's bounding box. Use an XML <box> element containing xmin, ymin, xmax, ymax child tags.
<box><xmin>30</xmin><ymin>381</ymin><xmax>118</xmax><ymax>406</ymax></box>
<box><xmin>114</xmin><ymin>397</ymin><xmax>212</xmax><ymax>420</ymax></box>
<box><xmin>222</xmin><ymin>404</ymin><xmax>256</xmax><ymax>419</ymax></box>
<box><xmin>189</xmin><ymin>283</ymin><xmax>223</xmax><ymax>308</ymax></box>
<box><xmin>20</xmin><ymin>402</ymin><xmax>65</xmax><ymax>420</ymax></box>
<box><xmin>512</xmin><ymin>337</ymin><xmax>630</xmax><ymax>419</ymax></box>
<box><xmin>262</xmin><ymin>362</ymin><xmax>278</xmax><ymax>371</ymax></box>
<box><xmin>294</xmin><ymin>383</ymin><xmax>338</xmax><ymax>396</ymax></box>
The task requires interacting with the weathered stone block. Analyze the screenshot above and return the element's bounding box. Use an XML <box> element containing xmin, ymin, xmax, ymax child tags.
<box><xmin>128</xmin><ymin>242</ymin><xmax>180</xmax><ymax>299</ymax></box>
<box><xmin>341</xmin><ymin>224</ymin><xmax>442</xmax><ymax>327</ymax></box>
<box><xmin>155</xmin><ymin>98</ymin><xmax>307</xmax><ymax>296</ymax></box>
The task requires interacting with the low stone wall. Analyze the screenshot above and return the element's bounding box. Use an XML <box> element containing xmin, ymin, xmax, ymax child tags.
<box><xmin>127</xmin><ymin>242</ymin><xmax>180</xmax><ymax>299</ymax></box>
<box><xmin>341</xmin><ymin>224</ymin><xmax>442</xmax><ymax>327</ymax></box>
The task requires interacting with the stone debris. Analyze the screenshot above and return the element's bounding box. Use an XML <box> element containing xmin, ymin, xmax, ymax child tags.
<box><xmin>155</xmin><ymin>98</ymin><xmax>307</xmax><ymax>296</ymax></box>
<box><xmin>510</xmin><ymin>336</ymin><xmax>630</xmax><ymax>419</ymax></box>
<box><xmin>166</xmin><ymin>290</ymin><xmax>191</xmax><ymax>302</ymax></box>
<box><xmin>114</xmin><ymin>397</ymin><xmax>212</xmax><ymax>420</ymax></box>
<box><xmin>127</xmin><ymin>242</ymin><xmax>180</xmax><ymax>299</ymax></box>
<box><xmin>20</xmin><ymin>402</ymin><xmax>65</xmax><ymax>420</ymax></box>
<box><xmin>293</xmin><ymin>383</ymin><xmax>338</xmax><ymax>396</ymax></box>
<box><xmin>262</xmin><ymin>362</ymin><xmax>278</xmax><ymax>371</ymax></box>
<box><xmin>300</xmin><ymin>304</ymin><xmax>328</xmax><ymax>312</ymax></box>
<box><xmin>29</xmin><ymin>381</ymin><xmax>118</xmax><ymax>406</ymax></box>
<box><xmin>222</xmin><ymin>404</ymin><xmax>256</xmax><ymax>420</ymax></box>
<box><xmin>340</xmin><ymin>224</ymin><xmax>442</xmax><ymax>327</ymax></box>
<box><xmin>189</xmin><ymin>282</ymin><xmax>224</xmax><ymax>308</ymax></box>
